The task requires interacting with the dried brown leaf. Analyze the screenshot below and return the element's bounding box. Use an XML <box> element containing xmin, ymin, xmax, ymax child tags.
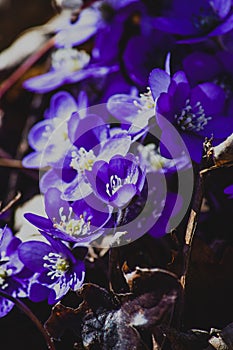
<box><xmin>44</xmin><ymin>267</ymin><xmax>181</xmax><ymax>349</ymax></box>
<box><xmin>45</xmin><ymin>302</ymin><xmax>85</xmax><ymax>340</ymax></box>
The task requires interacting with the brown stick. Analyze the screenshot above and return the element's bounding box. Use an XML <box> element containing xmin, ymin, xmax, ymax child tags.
<box><xmin>0</xmin><ymin>158</ymin><xmax>23</xmax><ymax>168</ymax></box>
<box><xmin>0</xmin><ymin>191</ymin><xmax>21</xmax><ymax>215</ymax></box>
<box><xmin>180</xmin><ymin>171</ymin><xmax>205</xmax><ymax>289</ymax></box>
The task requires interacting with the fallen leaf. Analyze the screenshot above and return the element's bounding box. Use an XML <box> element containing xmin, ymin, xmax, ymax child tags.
<box><xmin>45</xmin><ymin>267</ymin><xmax>181</xmax><ymax>349</ymax></box>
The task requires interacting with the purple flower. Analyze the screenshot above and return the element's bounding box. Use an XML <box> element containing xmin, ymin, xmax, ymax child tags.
<box><xmin>33</xmin><ymin>0</ymin><xmax>150</xmax><ymax>95</ymax></box>
<box><xmin>150</xmin><ymin>68</ymin><xmax>233</xmax><ymax>162</ymax></box>
<box><xmin>224</xmin><ymin>184</ymin><xmax>233</xmax><ymax>198</ymax></box>
<box><xmin>136</xmin><ymin>143</ymin><xmax>191</xmax><ymax>174</ymax></box>
<box><xmin>102</xmin><ymin>171</ymin><xmax>185</xmax><ymax>242</ymax></box>
<box><xmin>91</xmin><ymin>0</ymin><xmax>143</xmax><ymax>63</ymax></box>
<box><xmin>122</xmin><ymin>29</ymin><xmax>174</xmax><ymax>88</ymax></box>
<box><xmin>18</xmin><ymin>232</ymin><xmax>85</xmax><ymax>304</ymax></box>
<box><xmin>182</xmin><ymin>50</ymin><xmax>233</xmax><ymax>90</ymax></box>
<box><xmin>55</xmin><ymin>0</ymin><xmax>141</xmax><ymax>49</ymax></box>
<box><xmin>86</xmin><ymin>153</ymin><xmax>146</xmax><ymax>208</ymax></box>
<box><xmin>55</xmin><ymin>6</ymin><xmax>102</xmax><ymax>48</ymax></box>
<box><xmin>107</xmin><ymin>88</ymin><xmax>155</xmax><ymax>124</ymax></box>
<box><xmin>106</xmin><ymin>87</ymin><xmax>157</xmax><ymax>141</ymax></box>
<box><xmin>106</xmin><ymin>53</ymin><xmax>172</xmax><ymax>136</ymax></box>
<box><xmin>23</xmin><ymin>46</ymin><xmax>118</xmax><ymax>93</ymax></box>
<box><xmin>24</xmin><ymin>188</ymin><xmax>112</xmax><ymax>244</ymax></box>
<box><xmin>46</xmin><ymin>115</ymin><xmax>132</xmax><ymax>201</ymax></box>
<box><xmin>38</xmin><ymin>112</ymin><xmax>110</xmax><ymax>195</ymax></box>
<box><xmin>152</xmin><ymin>0</ymin><xmax>233</xmax><ymax>43</ymax></box>
<box><xmin>0</xmin><ymin>227</ymin><xmax>30</xmax><ymax>317</ymax></box>
<box><xmin>22</xmin><ymin>91</ymin><xmax>79</xmax><ymax>168</ymax></box>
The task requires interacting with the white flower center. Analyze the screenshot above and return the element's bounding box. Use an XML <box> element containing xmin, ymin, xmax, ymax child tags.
<box><xmin>51</xmin><ymin>48</ymin><xmax>90</xmax><ymax>72</ymax></box>
<box><xmin>133</xmin><ymin>87</ymin><xmax>155</xmax><ymax>112</ymax></box>
<box><xmin>70</xmin><ymin>147</ymin><xmax>96</xmax><ymax>174</ymax></box>
<box><xmin>106</xmin><ymin>174</ymin><xmax>131</xmax><ymax>196</ymax></box>
<box><xmin>53</xmin><ymin>206</ymin><xmax>91</xmax><ymax>238</ymax></box>
<box><xmin>175</xmin><ymin>99</ymin><xmax>211</xmax><ymax>132</ymax></box>
<box><xmin>0</xmin><ymin>251</ymin><xmax>12</xmax><ymax>290</ymax></box>
<box><xmin>137</xmin><ymin>144</ymin><xmax>166</xmax><ymax>171</ymax></box>
<box><xmin>43</xmin><ymin>252</ymin><xmax>70</xmax><ymax>280</ymax></box>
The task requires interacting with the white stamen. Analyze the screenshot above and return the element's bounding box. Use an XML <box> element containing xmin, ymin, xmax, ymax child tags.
<box><xmin>43</xmin><ymin>252</ymin><xmax>69</xmax><ymax>280</ymax></box>
<box><xmin>175</xmin><ymin>99</ymin><xmax>211</xmax><ymax>132</ymax></box>
<box><xmin>137</xmin><ymin>144</ymin><xmax>167</xmax><ymax>172</ymax></box>
<box><xmin>70</xmin><ymin>147</ymin><xmax>96</xmax><ymax>173</ymax></box>
<box><xmin>133</xmin><ymin>87</ymin><xmax>155</xmax><ymax>112</ymax></box>
<box><xmin>0</xmin><ymin>251</ymin><xmax>12</xmax><ymax>289</ymax></box>
<box><xmin>106</xmin><ymin>174</ymin><xmax>131</xmax><ymax>196</ymax></box>
<box><xmin>51</xmin><ymin>48</ymin><xmax>90</xmax><ymax>72</ymax></box>
<box><xmin>53</xmin><ymin>206</ymin><xmax>91</xmax><ymax>238</ymax></box>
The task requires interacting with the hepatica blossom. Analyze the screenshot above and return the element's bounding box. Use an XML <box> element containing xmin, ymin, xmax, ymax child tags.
<box><xmin>106</xmin><ymin>54</ymin><xmax>171</xmax><ymax>135</ymax></box>
<box><xmin>122</xmin><ymin>29</ymin><xmax>174</xmax><ymax>88</ymax></box>
<box><xmin>22</xmin><ymin>90</ymin><xmax>79</xmax><ymax>168</ymax></box>
<box><xmin>0</xmin><ymin>227</ymin><xmax>30</xmax><ymax>317</ymax></box>
<box><xmin>55</xmin><ymin>116</ymin><xmax>132</xmax><ymax>201</ymax></box>
<box><xmin>86</xmin><ymin>154</ymin><xmax>146</xmax><ymax>208</ymax></box>
<box><xmin>23</xmin><ymin>46</ymin><xmax>118</xmax><ymax>94</ymax></box>
<box><xmin>181</xmin><ymin>50</ymin><xmax>233</xmax><ymax>120</ymax></box>
<box><xmin>152</xmin><ymin>0</ymin><xmax>233</xmax><ymax>43</ymax></box>
<box><xmin>18</xmin><ymin>232</ymin><xmax>85</xmax><ymax>304</ymax></box>
<box><xmin>24</xmin><ymin>48</ymin><xmax>90</xmax><ymax>93</ymax></box>
<box><xmin>24</xmin><ymin>188</ymin><xmax>112</xmax><ymax>244</ymax></box>
<box><xmin>137</xmin><ymin>143</ymin><xmax>190</xmax><ymax>174</ymax></box>
<box><xmin>107</xmin><ymin>87</ymin><xmax>155</xmax><ymax>125</ymax></box>
<box><xmin>55</xmin><ymin>0</ymin><xmax>141</xmax><ymax>49</ymax></box>
<box><xmin>150</xmin><ymin>68</ymin><xmax>233</xmax><ymax>162</ymax></box>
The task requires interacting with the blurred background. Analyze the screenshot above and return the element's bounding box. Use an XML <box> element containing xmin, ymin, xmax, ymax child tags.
<box><xmin>0</xmin><ymin>0</ymin><xmax>53</xmax><ymax>51</ymax></box>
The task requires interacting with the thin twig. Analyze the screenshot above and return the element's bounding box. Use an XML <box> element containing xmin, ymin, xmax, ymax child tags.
<box><xmin>180</xmin><ymin>137</ymin><xmax>214</xmax><ymax>290</ymax></box>
<box><xmin>0</xmin><ymin>191</ymin><xmax>21</xmax><ymax>215</ymax></box>
<box><xmin>0</xmin><ymin>157</ymin><xmax>39</xmax><ymax>181</ymax></box>
<box><xmin>0</xmin><ymin>290</ymin><xmax>56</xmax><ymax>350</ymax></box>
<box><xmin>0</xmin><ymin>158</ymin><xmax>23</xmax><ymax>168</ymax></box>
<box><xmin>180</xmin><ymin>171</ymin><xmax>205</xmax><ymax>289</ymax></box>
<box><xmin>179</xmin><ymin>138</ymin><xmax>213</xmax><ymax>329</ymax></box>
<box><xmin>200</xmin><ymin>161</ymin><xmax>233</xmax><ymax>175</ymax></box>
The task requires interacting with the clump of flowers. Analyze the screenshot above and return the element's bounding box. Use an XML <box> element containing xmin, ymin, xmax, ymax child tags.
<box><xmin>0</xmin><ymin>1</ymin><xmax>233</xmax><ymax>349</ymax></box>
